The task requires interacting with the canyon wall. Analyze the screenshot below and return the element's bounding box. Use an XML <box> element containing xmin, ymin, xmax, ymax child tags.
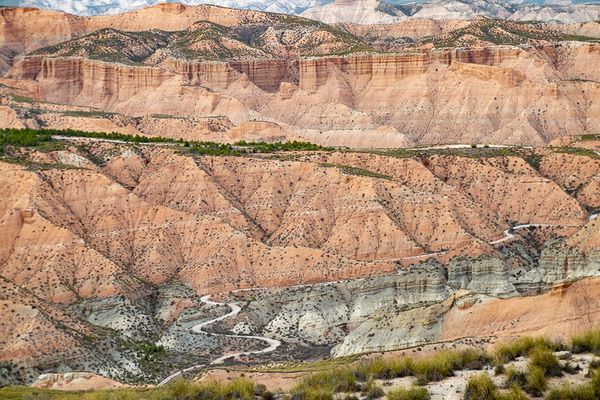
<box><xmin>5</xmin><ymin>42</ymin><xmax>600</xmax><ymax>145</ymax></box>
<box><xmin>168</xmin><ymin>59</ymin><xmax>292</xmax><ymax>92</ymax></box>
<box><xmin>233</xmin><ymin>239</ymin><xmax>600</xmax><ymax>356</ymax></box>
<box><xmin>299</xmin><ymin>46</ymin><xmax>525</xmax><ymax>92</ymax></box>
<box><xmin>8</xmin><ymin>57</ymin><xmax>175</xmax><ymax>106</ymax></box>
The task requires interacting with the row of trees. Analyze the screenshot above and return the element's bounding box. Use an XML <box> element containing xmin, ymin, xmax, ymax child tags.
<box><xmin>0</xmin><ymin>128</ymin><xmax>331</xmax><ymax>156</ymax></box>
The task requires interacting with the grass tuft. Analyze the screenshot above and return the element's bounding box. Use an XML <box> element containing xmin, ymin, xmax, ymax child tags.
<box><xmin>525</xmin><ymin>366</ymin><xmax>547</xmax><ymax>397</ymax></box>
<box><xmin>494</xmin><ymin>336</ymin><xmax>563</xmax><ymax>364</ymax></box>
<box><xmin>464</xmin><ymin>373</ymin><xmax>497</xmax><ymax>400</ymax></box>
<box><xmin>386</xmin><ymin>386</ymin><xmax>430</xmax><ymax>400</ymax></box>
<box><xmin>572</xmin><ymin>330</ymin><xmax>600</xmax><ymax>355</ymax></box>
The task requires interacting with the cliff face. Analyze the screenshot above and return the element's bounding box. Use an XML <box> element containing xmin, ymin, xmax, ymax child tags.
<box><xmin>0</xmin><ymin>7</ymin><xmax>85</xmax><ymax>74</ymax></box>
<box><xmin>169</xmin><ymin>59</ymin><xmax>291</xmax><ymax>92</ymax></box>
<box><xmin>9</xmin><ymin>57</ymin><xmax>174</xmax><ymax>106</ymax></box>
<box><xmin>3</xmin><ymin>4</ymin><xmax>600</xmax><ymax>146</ymax></box>
<box><xmin>8</xmin><ymin>42</ymin><xmax>600</xmax><ymax>146</ymax></box>
<box><xmin>298</xmin><ymin>47</ymin><xmax>524</xmax><ymax>92</ymax></box>
<box><xmin>6</xmin><ymin>56</ymin><xmax>254</xmax><ymax>124</ymax></box>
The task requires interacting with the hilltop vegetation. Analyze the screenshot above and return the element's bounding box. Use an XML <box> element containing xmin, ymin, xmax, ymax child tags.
<box><xmin>421</xmin><ymin>19</ymin><xmax>600</xmax><ymax>48</ymax></box>
<box><xmin>0</xmin><ymin>128</ymin><xmax>331</xmax><ymax>156</ymax></box>
<box><xmin>30</xmin><ymin>16</ymin><xmax>369</xmax><ymax>64</ymax></box>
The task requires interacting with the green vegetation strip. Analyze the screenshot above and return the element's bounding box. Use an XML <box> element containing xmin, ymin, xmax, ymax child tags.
<box><xmin>0</xmin><ymin>128</ymin><xmax>332</xmax><ymax>156</ymax></box>
<box><xmin>555</xmin><ymin>147</ymin><xmax>600</xmax><ymax>159</ymax></box>
<box><xmin>320</xmin><ymin>162</ymin><xmax>392</xmax><ymax>180</ymax></box>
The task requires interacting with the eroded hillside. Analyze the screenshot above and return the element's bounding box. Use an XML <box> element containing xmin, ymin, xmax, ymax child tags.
<box><xmin>0</xmin><ymin>131</ymin><xmax>599</xmax><ymax>385</ymax></box>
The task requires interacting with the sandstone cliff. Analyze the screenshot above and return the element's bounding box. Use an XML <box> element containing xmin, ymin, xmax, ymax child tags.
<box><xmin>3</xmin><ymin>5</ymin><xmax>600</xmax><ymax>146</ymax></box>
<box><xmin>7</xmin><ymin>41</ymin><xmax>600</xmax><ymax>146</ymax></box>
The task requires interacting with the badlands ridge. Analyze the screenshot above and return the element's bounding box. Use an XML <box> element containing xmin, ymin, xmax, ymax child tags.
<box><xmin>0</xmin><ymin>1</ymin><xmax>599</xmax><ymax>393</ymax></box>
<box><xmin>0</xmin><ymin>132</ymin><xmax>599</xmax><ymax>385</ymax></box>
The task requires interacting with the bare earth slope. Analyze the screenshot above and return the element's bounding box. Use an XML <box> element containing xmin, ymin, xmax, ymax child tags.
<box><xmin>0</xmin><ymin>137</ymin><xmax>599</xmax><ymax>384</ymax></box>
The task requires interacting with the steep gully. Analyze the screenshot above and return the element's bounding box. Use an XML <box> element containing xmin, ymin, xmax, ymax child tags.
<box><xmin>157</xmin><ymin>213</ymin><xmax>599</xmax><ymax>386</ymax></box>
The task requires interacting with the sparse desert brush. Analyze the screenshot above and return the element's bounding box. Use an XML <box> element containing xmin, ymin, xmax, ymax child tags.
<box><xmin>386</xmin><ymin>386</ymin><xmax>430</xmax><ymax>400</ymax></box>
<box><xmin>571</xmin><ymin>330</ymin><xmax>600</xmax><ymax>355</ymax></box>
<box><xmin>494</xmin><ymin>336</ymin><xmax>563</xmax><ymax>364</ymax></box>
<box><xmin>464</xmin><ymin>373</ymin><xmax>497</xmax><ymax>400</ymax></box>
<box><xmin>546</xmin><ymin>370</ymin><xmax>600</xmax><ymax>400</ymax></box>
<box><xmin>589</xmin><ymin>358</ymin><xmax>600</xmax><ymax>370</ymax></box>
<box><xmin>494</xmin><ymin>385</ymin><xmax>528</xmax><ymax>400</ymax></box>
<box><xmin>292</xmin><ymin>367</ymin><xmax>360</xmax><ymax>399</ymax></box>
<box><xmin>458</xmin><ymin>348</ymin><xmax>491</xmax><ymax>370</ymax></box>
<box><xmin>360</xmin><ymin>357</ymin><xmax>415</xmax><ymax>380</ymax></box>
<box><xmin>362</xmin><ymin>379</ymin><xmax>384</xmax><ymax>400</ymax></box>
<box><xmin>414</xmin><ymin>349</ymin><xmax>489</xmax><ymax>383</ymax></box>
<box><xmin>546</xmin><ymin>384</ymin><xmax>596</xmax><ymax>400</ymax></box>
<box><xmin>359</xmin><ymin>349</ymin><xmax>489</xmax><ymax>385</ymax></box>
<box><xmin>504</xmin><ymin>365</ymin><xmax>527</xmax><ymax>388</ymax></box>
<box><xmin>291</xmin><ymin>386</ymin><xmax>334</xmax><ymax>400</ymax></box>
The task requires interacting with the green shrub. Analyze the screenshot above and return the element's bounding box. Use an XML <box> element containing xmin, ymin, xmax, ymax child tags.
<box><xmin>386</xmin><ymin>386</ymin><xmax>430</xmax><ymax>400</ymax></box>
<box><xmin>572</xmin><ymin>330</ymin><xmax>600</xmax><ymax>355</ymax></box>
<box><xmin>464</xmin><ymin>373</ymin><xmax>497</xmax><ymax>400</ymax></box>
<box><xmin>528</xmin><ymin>347</ymin><xmax>562</xmax><ymax>377</ymax></box>
<box><xmin>525</xmin><ymin>366</ymin><xmax>547</xmax><ymax>397</ymax></box>
<box><xmin>495</xmin><ymin>385</ymin><xmax>528</xmax><ymax>400</ymax></box>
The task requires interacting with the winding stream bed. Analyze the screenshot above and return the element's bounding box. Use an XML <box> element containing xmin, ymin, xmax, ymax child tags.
<box><xmin>158</xmin><ymin>295</ymin><xmax>281</xmax><ymax>386</ymax></box>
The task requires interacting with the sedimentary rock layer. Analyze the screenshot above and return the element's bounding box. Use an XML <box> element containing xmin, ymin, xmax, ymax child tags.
<box><xmin>7</xmin><ymin>41</ymin><xmax>600</xmax><ymax>146</ymax></box>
